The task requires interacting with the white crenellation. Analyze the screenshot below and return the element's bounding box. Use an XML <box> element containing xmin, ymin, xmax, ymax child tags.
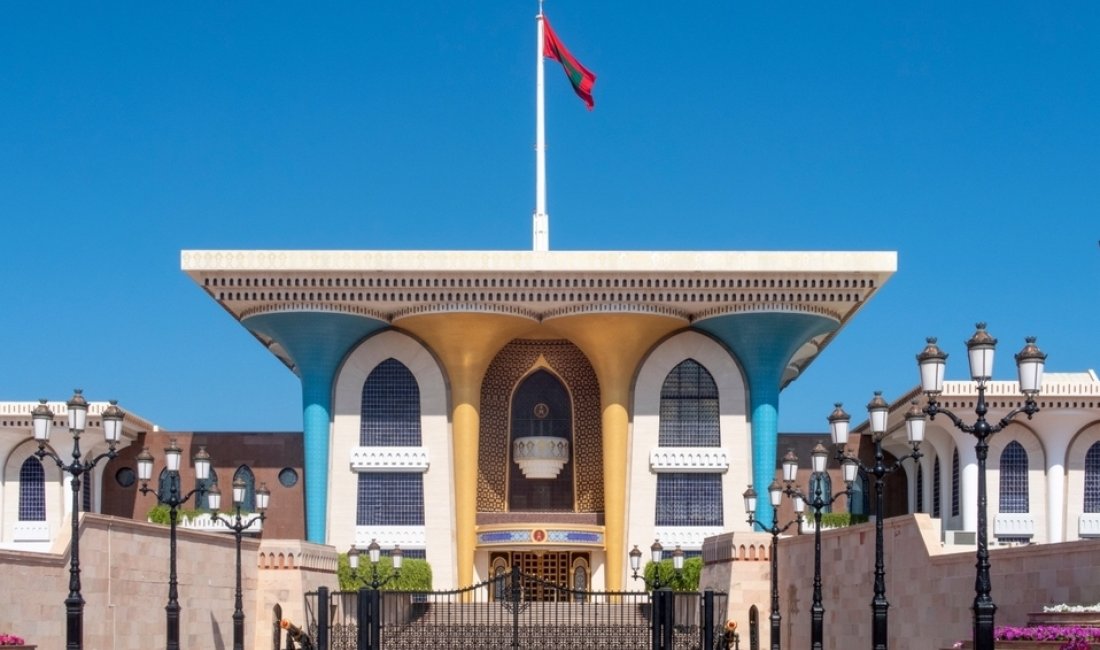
<box><xmin>994</xmin><ymin>513</ymin><xmax>1035</xmax><ymax>538</ymax></box>
<box><xmin>649</xmin><ymin>447</ymin><xmax>730</xmax><ymax>473</ymax></box>
<box><xmin>354</xmin><ymin>525</ymin><xmax>427</xmax><ymax>550</ymax></box>
<box><xmin>350</xmin><ymin>447</ymin><xmax>430</xmax><ymax>472</ymax></box>
<box><xmin>653</xmin><ymin>526</ymin><xmax>725</xmax><ymax>551</ymax></box>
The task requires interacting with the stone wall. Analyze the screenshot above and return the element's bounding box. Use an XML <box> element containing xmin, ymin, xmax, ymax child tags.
<box><xmin>705</xmin><ymin>514</ymin><xmax>1100</xmax><ymax>650</ymax></box>
<box><xmin>0</xmin><ymin>513</ymin><xmax>338</xmax><ymax>650</ymax></box>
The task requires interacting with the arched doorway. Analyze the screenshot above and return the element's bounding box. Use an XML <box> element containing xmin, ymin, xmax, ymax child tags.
<box><xmin>509</xmin><ymin>369</ymin><xmax>574</xmax><ymax>512</ymax></box>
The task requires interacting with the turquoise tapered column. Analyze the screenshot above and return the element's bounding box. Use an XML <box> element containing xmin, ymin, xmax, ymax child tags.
<box><xmin>245</xmin><ymin>311</ymin><xmax>387</xmax><ymax>543</ymax></box>
<box><xmin>694</xmin><ymin>312</ymin><xmax>837</xmax><ymax>528</ymax></box>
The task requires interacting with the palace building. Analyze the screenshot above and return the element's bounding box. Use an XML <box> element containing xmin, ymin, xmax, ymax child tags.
<box><xmin>177</xmin><ymin>248</ymin><xmax>896</xmax><ymax>590</ymax></box>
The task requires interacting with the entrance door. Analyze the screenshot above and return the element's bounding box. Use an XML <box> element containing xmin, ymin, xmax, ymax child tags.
<box><xmin>489</xmin><ymin>551</ymin><xmax>591</xmax><ymax>602</ymax></box>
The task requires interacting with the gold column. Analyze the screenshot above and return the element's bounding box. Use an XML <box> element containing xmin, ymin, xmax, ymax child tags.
<box><xmin>398</xmin><ymin>313</ymin><xmax>534</xmax><ymax>588</ymax></box>
<box><xmin>547</xmin><ymin>314</ymin><xmax>683</xmax><ymax>591</ymax></box>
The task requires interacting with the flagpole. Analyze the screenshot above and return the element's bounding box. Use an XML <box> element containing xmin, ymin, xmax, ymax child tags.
<box><xmin>533</xmin><ymin>0</ymin><xmax>549</xmax><ymax>251</ymax></box>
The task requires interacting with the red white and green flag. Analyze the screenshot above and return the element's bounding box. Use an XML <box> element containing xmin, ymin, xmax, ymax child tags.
<box><xmin>542</xmin><ymin>16</ymin><xmax>596</xmax><ymax>110</ymax></box>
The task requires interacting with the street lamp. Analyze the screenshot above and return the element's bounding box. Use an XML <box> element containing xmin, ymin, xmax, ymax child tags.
<box><xmin>348</xmin><ymin>538</ymin><xmax>404</xmax><ymax>590</ymax></box>
<box><xmin>781</xmin><ymin>445</ymin><xmax>857</xmax><ymax>650</ymax></box>
<box><xmin>744</xmin><ymin>480</ymin><xmax>804</xmax><ymax>650</ymax></box>
<box><xmin>136</xmin><ymin>440</ymin><xmax>213</xmax><ymax>650</ymax></box>
<box><xmin>207</xmin><ymin>478</ymin><xmax>271</xmax><ymax>650</ymax></box>
<box><xmin>628</xmin><ymin>540</ymin><xmax>685</xmax><ymax>590</ymax></box>
<box><xmin>829</xmin><ymin>394</ymin><xmax>925</xmax><ymax>650</ymax></box>
<box><xmin>916</xmin><ymin>324</ymin><xmax>1045</xmax><ymax>650</ymax></box>
<box><xmin>31</xmin><ymin>391</ymin><xmax>125</xmax><ymax>650</ymax></box>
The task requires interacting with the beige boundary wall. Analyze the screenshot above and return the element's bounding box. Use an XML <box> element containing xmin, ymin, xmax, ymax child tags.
<box><xmin>706</xmin><ymin>514</ymin><xmax>1100</xmax><ymax>650</ymax></box>
<box><xmin>0</xmin><ymin>514</ymin><xmax>338</xmax><ymax>650</ymax></box>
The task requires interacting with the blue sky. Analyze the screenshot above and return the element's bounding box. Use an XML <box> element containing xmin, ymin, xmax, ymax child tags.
<box><xmin>1</xmin><ymin>2</ymin><xmax>1097</xmax><ymax>434</ymax></box>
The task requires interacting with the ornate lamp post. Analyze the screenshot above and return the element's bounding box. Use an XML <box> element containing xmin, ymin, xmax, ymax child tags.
<box><xmin>744</xmin><ymin>481</ymin><xmax>804</xmax><ymax>650</ymax></box>
<box><xmin>629</xmin><ymin>541</ymin><xmax>685</xmax><ymax>650</ymax></box>
<box><xmin>781</xmin><ymin>445</ymin><xmax>857</xmax><ymax>650</ymax></box>
<box><xmin>916</xmin><ymin>324</ymin><xmax>1046</xmax><ymax>650</ymax></box>
<box><xmin>348</xmin><ymin>538</ymin><xmax>404</xmax><ymax>589</ymax></box>
<box><xmin>828</xmin><ymin>394</ymin><xmax>925</xmax><ymax>650</ymax></box>
<box><xmin>628</xmin><ymin>540</ymin><xmax>685</xmax><ymax>590</ymax></box>
<box><xmin>136</xmin><ymin>440</ymin><xmax>213</xmax><ymax>650</ymax></box>
<box><xmin>207</xmin><ymin>478</ymin><xmax>271</xmax><ymax>650</ymax></box>
<box><xmin>349</xmin><ymin>539</ymin><xmax>404</xmax><ymax>650</ymax></box>
<box><xmin>31</xmin><ymin>391</ymin><xmax>125</xmax><ymax>650</ymax></box>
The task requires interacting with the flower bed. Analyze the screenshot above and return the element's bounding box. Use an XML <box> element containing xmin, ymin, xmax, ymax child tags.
<box><xmin>954</xmin><ymin>626</ymin><xmax>1100</xmax><ymax>649</ymax></box>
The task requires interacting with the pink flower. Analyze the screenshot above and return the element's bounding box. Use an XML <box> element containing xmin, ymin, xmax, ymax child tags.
<box><xmin>0</xmin><ymin>633</ymin><xmax>26</xmax><ymax>646</ymax></box>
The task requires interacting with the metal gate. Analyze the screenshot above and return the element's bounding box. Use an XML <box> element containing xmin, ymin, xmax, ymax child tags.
<box><xmin>302</xmin><ymin>566</ymin><xmax>727</xmax><ymax>650</ymax></box>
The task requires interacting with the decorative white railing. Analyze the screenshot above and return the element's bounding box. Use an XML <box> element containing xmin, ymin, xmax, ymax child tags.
<box><xmin>151</xmin><ymin>513</ymin><xmax>264</xmax><ymax>534</ymax></box>
<box><xmin>653</xmin><ymin>526</ymin><xmax>724</xmax><ymax>551</ymax></box>
<box><xmin>994</xmin><ymin>513</ymin><xmax>1035</xmax><ymax>538</ymax></box>
<box><xmin>354</xmin><ymin>526</ymin><xmax>426</xmax><ymax>550</ymax></box>
<box><xmin>649</xmin><ymin>447</ymin><xmax>729</xmax><ymax>473</ymax></box>
<box><xmin>12</xmin><ymin>521</ymin><xmax>50</xmax><ymax>542</ymax></box>
<box><xmin>1079</xmin><ymin>513</ymin><xmax>1100</xmax><ymax>538</ymax></box>
<box><xmin>350</xmin><ymin>447</ymin><xmax>430</xmax><ymax>473</ymax></box>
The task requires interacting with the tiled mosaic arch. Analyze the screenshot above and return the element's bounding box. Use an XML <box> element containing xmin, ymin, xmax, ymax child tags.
<box><xmin>477</xmin><ymin>339</ymin><xmax>603</xmax><ymax>512</ymax></box>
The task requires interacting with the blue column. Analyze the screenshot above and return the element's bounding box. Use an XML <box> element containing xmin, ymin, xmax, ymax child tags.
<box><xmin>244</xmin><ymin>312</ymin><xmax>387</xmax><ymax>543</ymax></box>
<box><xmin>694</xmin><ymin>312</ymin><xmax>837</xmax><ymax>528</ymax></box>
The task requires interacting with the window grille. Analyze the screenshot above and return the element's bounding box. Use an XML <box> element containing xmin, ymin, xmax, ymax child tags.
<box><xmin>658</xmin><ymin>359</ymin><xmax>719</xmax><ymax>447</ymax></box>
<box><xmin>19</xmin><ymin>457</ymin><xmax>46</xmax><ymax>521</ymax></box>
<box><xmin>361</xmin><ymin>358</ymin><xmax>422</xmax><ymax>447</ymax></box>
<box><xmin>999</xmin><ymin>441</ymin><xmax>1028</xmax><ymax>514</ymax></box>
<box><xmin>655</xmin><ymin>473</ymin><xmax>723</xmax><ymax>526</ymax></box>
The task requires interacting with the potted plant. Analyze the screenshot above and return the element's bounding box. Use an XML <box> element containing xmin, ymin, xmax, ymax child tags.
<box><xmin>0</xmin><ymin>633</ymin><xmax>35</xmax><ymax>649</ymax></box>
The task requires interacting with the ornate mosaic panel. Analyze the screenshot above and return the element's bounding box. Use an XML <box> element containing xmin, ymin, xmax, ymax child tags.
<box><xmin>478</xmin><ymin>339</ymin><xmax>603</xmax><ymax>512</ymax></box>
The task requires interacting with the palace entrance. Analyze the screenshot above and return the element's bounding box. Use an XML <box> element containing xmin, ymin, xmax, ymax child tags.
<box><xmin>490</xmin><ymin>551</ymin><xmax>591</xmax><ymax>602</ymax></box>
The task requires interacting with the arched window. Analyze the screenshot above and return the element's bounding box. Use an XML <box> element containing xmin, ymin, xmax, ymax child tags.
<box><xmin>83</xmin><ymin>473</ymin><xmax>94</xmax><ymax>513</ymax></box>
<box><xmin>809</xmin><ymin>473</ymin><xmax>833</xmax><ymax>513</ymax></box>
<box><xmin>1085</xmin><ymin>443</ymin><xmax>1100</xmax><ymax>513</ymax></box>
<box><xmin>196</xmin><ymin>468</ymin><xmax>218</xmax><ymax>510</ymax></box>
<box><xmin>849</xmin><ymin>474</ymin><xmax>868</xmax><ymax>516</ymax></box>
<box><xmin>361</xmin><ymin>358</ymin><xmax>421</xmax><ymax>446</ymax></box>
<box><xmin>916</xmin><ymin>464</ymin><xmax>924</xmax><ymax>513</ymax></box>
<box><xmin>19</xmin><ymin>457</ymin><xmax>46</xmax><ymax>521</ymax></box>
<box><xmin>951</xmin><ymin>449</ymin><xmax>960</xmax><ymax>517</ymax></box>
<box><xmin>658</xmin><ymin>359</ymin><xmax>719</xmax><ymax>447</ymax></box>
<box><xmin>358</xmin><ymin>358</ymin><xmax>426</xmax><ymax>526</ymax></box>
<box><xmin>509</xmin><ymin>370</ymin><xmax>574</xmax><ymax>511</ymax></box>
<box><xmin>999</xmin><ymin>441</ymin><xmax>1028</xmax><ymax>514</ymax></box>
<box><xmin>233</xmin><ymin>466</ymin><xmax>255</xmax><ymax>511</ymax></box>
<box><xmin>932</xmin><ymin>457</ymin><xmax>942</xmax><ymax>519</ymax></box>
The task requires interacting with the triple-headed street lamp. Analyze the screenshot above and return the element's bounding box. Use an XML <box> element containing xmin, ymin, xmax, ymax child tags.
<box><xmin>348</xmin><ymin>539</ymin><xmax>404</xmax><ymax>650</ymax></box>
<box><xmin>31</xmin><ymin>391</ymin><xmax>125</xmax><ymax>650</ymax></box>
<box><xmin>136</xmin><ymin>440</ymin><xmax>212</xmax><ymax>650</ymax></box>
<box><xmin>628</xmin><ymin>540</ymin><xmax>685</xmax><ymax>590</ymax></box>
<box><xmin>781</xmin><ymin>444</ymin><xmax>857</xmax><ymax>650</ymax></box>
<box><xmin>744</xmin><ymin>480</ymin><xmax>804</xmax><ymax>650</ymax></box>
<box><xmin>629</xmin><ymin>540</ymin><xmax>685</xmax><ymax>650</ymax></box>
<box><xmin>347</xmin><ymin>538</ymin><xmax>404</xmax><ymax>589</ymax></box>
<box><xmin>916</xmin><ymin>324</ymin><xmax>1046</xmax><ymax>650</ymax></box>
<box><xmin>828</xmin><ymin>393</ymin><xmax>925</xmax><ymax>650</ymax></box>
<box><xmin>207</xmin><ymin>477</ymin><xmax>271</xmax><ymax>650</ymax></box>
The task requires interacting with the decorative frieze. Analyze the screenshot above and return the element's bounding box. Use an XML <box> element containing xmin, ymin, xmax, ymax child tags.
<box><xmin>350</xmin><ymin>447</ymin><xmax>430</xmax><ymax>473</ymax></box>
<box><xmin>649</xmin><ymin>447</ymin><xmax>729</xmax><ymax>473</ymax></box>
<box><xmin>354</xmin><ymin>525</ymin><xmax>426</xmax><ymax>549</ymax></box>
<box><xmin>653</xmin><ymin>526</ymin><xmax>725</xmax><ymax>550</ymax></box>
<box><xmin>994</xmin><ymin>513</ymin><xmax>1035</xmax><ymax>538</ymax></box>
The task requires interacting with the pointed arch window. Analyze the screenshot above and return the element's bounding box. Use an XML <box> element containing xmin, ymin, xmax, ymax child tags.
<box><xmin>932</xmin><ymin>456</ymin><xmax>942</xmax><ymax>519</ymax></box>
<box><xmin>361</xmin><ymin>358</ymin><xmax>421</xmax><ymax>446</ymax></box>
<box><xmin>1085</xmin><ymin>443</ymin><xmax>1100</xmax><ymax>513</ymax></box>
<box><xmin>809</xmin><ymin>473</ymin><xmax>833</xmax><ymax>513</ymax></box>
<box><xmin>951</xmin><ymin>449</ymin><xmax>960</xmax><ymax>517</ymax></box>
<box><xmin>233</xmin><ymin>466</ymin><xmax>255</xmax><ymax>511</ymax></box>
<box><xmin>658</xmin><ymin>359</ymin><xmax>719</xmax><ymax>447</ymax></box>
<box><xmin>916</xmin><ymin>464</ymin><xmax>924</xmax><ymax>513</ymax></box>
<box><xmin>83</xmin><ymin>473</ymin><xmax>94</xmax><ymax>513</ymax></box>
<box><xmin>195</xmin><ymin>468</ymin><xmax>218</xmax><ymax>510</ymax></box>
<box><xmin>999</xmin><ymin>441</ymin><xmax>1028</xmax><ymax>514</ymax></box>
<box><xmin>19</xmin><ymin>457</ymin><xmax>46</xmax><ymax>521</ymax></box>
<box><xmin>850</xmin><ymin>475</ymin><xmax>870</xmax><ymax>516</ymax></box>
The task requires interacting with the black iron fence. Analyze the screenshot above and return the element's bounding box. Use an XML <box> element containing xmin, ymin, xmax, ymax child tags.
<box><xmin>295</xmin><ymin>566</ymin><xmax>727</xmax><ymax>650</ymax></box>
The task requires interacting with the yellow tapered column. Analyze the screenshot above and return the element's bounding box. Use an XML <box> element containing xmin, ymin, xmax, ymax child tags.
<box><xmin>547</xmin><ymin>313</ymin><xmax>684</xmax><ymax>590</ymax></box>
<box><xmin>398</xmin><ymin>313</ymin><xmax>534</xmax><ymax>587</ymax></box>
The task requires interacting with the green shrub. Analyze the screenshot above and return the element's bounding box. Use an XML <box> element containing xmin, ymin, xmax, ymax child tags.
<box><xmin>337</xmin><ymin>553</ymin><xmax>432</xmax><ymax>591</ymax></box>
<box><xmin>819</xmin><ymin>512</ymin><xmax>869</xmax><ymax>528</ymax></box>
<box><xmin>641</xmin><ymin>557</ymin><xmax>702</xmax><ymax>592</ymax></box>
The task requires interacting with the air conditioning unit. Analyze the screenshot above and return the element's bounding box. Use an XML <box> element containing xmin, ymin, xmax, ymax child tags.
<box><xmin>943</xmin><ymin>530</ymin><xmax>976</xmax><ymax>546</ymax></box>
